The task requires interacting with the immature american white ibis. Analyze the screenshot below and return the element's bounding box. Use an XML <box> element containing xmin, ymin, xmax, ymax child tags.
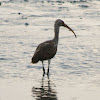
<box><xmin>31</xmin><ymin>19</ymin><xmax>77</xmax><ymax>75</ymax></box>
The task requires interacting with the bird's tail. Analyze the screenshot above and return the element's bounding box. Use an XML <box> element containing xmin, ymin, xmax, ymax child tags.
<box><xmin>31</xmin><ymin>56</ymin><xmax>39</xmax><ymax>64</ymax></box>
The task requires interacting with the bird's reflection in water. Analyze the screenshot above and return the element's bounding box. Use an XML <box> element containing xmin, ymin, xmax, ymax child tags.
<box><xmin>32</xmin><ymin>75</ymin><xmax>58</xmax><ymax>100</ymax></box>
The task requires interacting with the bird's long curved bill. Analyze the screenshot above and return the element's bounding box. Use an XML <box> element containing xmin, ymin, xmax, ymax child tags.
<box><xmin>64</xmin><ymin>24</ymin><xmax>77</xmax><ymax>38</ymax></box>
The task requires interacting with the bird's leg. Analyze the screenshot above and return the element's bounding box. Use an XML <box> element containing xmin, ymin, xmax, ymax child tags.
<box><xmin>42</xmin><ymin>61</ymin><xmax>45</xmax><ymax>76</ymax></box>
<box><xmin>47</xmin><ymin>59</ymin><xmax>51</xmax><ymax>75</ymax></box>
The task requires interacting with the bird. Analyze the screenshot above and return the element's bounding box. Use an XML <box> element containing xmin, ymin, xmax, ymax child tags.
<box><xmin>31</xmin><ymin>19</ymin><xmax>77</xmax><ymax>75</ymax></box>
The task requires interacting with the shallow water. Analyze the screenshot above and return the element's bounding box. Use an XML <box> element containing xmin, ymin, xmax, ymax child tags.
<box><xmin>0</xmin><ymin>0</ymin><xmax>100</xmax><ymax>100</ymax></box>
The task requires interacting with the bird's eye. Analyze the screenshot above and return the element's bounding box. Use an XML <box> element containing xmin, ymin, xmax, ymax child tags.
<box><xmin>62</xmin><ymin>21</ymin><xmax>64</xmax><ymax>26</ymax></box>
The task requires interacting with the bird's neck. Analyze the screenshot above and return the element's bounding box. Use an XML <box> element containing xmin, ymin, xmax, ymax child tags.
<box><xmin>53</xmin><ymin>24</ymin><xmax>60</xmax><ymax>45</ymax></box>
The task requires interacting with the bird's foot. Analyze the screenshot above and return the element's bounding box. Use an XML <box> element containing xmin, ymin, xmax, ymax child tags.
<box><xmin>43</xmin><ymin>71</ymin><xmax>45</xmax><ymax>76</ymax></box>
<box><xmin>47</xmin><ymin>72</ymin><xmax>49</xmax><ymax>76</ymax></box>
<box><xmin>43</xmin><ymin>68</ymin><xmax>45</xmax><ymax>76</ymax></box>
<box><xmin>47</xmin><ymin>69</ymin><xmax>49</xmax><ymax>76</ymax></box>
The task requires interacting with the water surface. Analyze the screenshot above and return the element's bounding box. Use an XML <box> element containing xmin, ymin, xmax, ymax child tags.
<box><xmin>0</xmin><ymin>0</ymin><xmax>100</xmax><ymax>100</ymax></box>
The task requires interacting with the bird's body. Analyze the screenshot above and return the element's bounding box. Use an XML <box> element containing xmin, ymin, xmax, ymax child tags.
<box><xmin>31</xmin><ymin>19</ymin><xmax>76</xmax><ymax>75</ymax></box>
<box><xmin>32</xmin><ymin>39</ymin><xmax>57</xmax><ymax>63</ymax></box>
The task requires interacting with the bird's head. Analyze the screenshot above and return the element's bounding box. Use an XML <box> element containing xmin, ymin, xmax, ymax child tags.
<box><xmin>55</xmin><ymin>19</ymin><xmax>77</xmax><ymax>38</ymax></box>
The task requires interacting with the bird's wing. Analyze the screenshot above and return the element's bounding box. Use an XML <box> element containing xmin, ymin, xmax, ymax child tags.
<box><xmin>34</xmin><ymin>41</ymin><xmax>57</xmax><ymax>60</ymax></box>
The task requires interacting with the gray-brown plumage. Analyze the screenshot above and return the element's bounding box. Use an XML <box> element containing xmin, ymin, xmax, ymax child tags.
<box><xmin>32</xmin><ymin>40</ymin><xmax>57</xmax><ymax>63</ymax></box>
<box><xmin>31</xmin><ymin>19</ymin><xmax>77</xmax><ymax>75</ymax></box>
